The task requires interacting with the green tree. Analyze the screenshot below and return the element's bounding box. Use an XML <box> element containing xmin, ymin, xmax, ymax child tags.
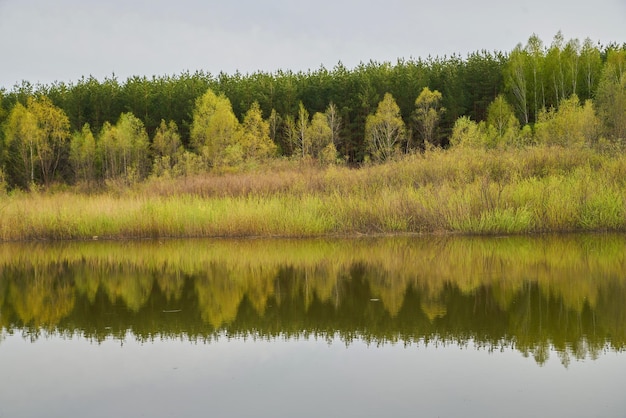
<box><xmin>123</xmin><ymin>75</ymin><xmax>155</xmax><ymax>134</ymax></box>
<box><xmin>365</xmin><ymin>93</ymin><xmax>406</xmax><ymax>161</ymax></box>
<box><xmin>486</xmin><ymin>95</ymin><xmax>521</xmax><ymax>146</ymax></box>
<box><xmin>282</xmin><ymin>114</ymin><xmax>298</xmax><ymax>157</ymax></box>
<box><xmin>69</xmin><ymin>123</ymin><xmax>97</xmax><ymax>185</ymax></box>
<box><xmin>325</xmin><ymin>102</ymin><xmax>342</xmax><ymax>148</ymax></box>
<box><xmin>543</xmin><ymin>31</ymin><xmax>582</xmax><ymax>107</ymax></box>
<box><xmin>526</xmin><ymin>34</ymin><xmax>546</xmax><ymax>122</ymax></box>
<box><xmin>239</xmin><ymin>102</ymin><xmax>277</xmax><ymax>162</ymax></box>
<box><xmin>307</xmin><ymin>112</ymin><xmax>335</xmax><ymax>162</ymax></box>
<box><xmin>28</xmin><ymin>97</ymin><xmax>71</xmax><ymax>186</ymax></box>
<box><xmin>98</xmin><ymin>113</ymin><xmax>150</xmax><ymax>182</ymax></box>
<box><xmin>506</xmin><ymin>45</ymin><xmax>530</xmax><ymax>125</ymax></box>
<box><xmin>152</xmin><ymin>119</ymin><xmax>182</xmax><ymax>161</ymax></box>
<box><xmin>3</xmin><ymin>103</ymin><xmax>38</xmax><ymax>187</ymax></box>
<box><xmin>563</xmin><ymin>38</ymin><xmax>581</xmax><ymax>97</ymax></box>
<box><xmin>487</xmin><ymin>95</ymin><xmax>515</xmax><ymax>137</ymax></box>
<box><xmin>116</xmin><ymin>112</ymin><xmax>150</xmax><ymax>180</ymax></box>
<box><xmin>484</xmin><ymin>95</ymin><xmax>530</xmax><ymax>146</ymax></box>
<box><xmin>190</xmin><ymin>89</ymin><xmax>240</xmax><ymax>168</ymax></box>
<box><xmin>268</xmin><ymin>109</ymin><xmax>282</xmax><ymax>149</ymax></box>
<box><xmin>534</xmin><ymin>95</ymin><xmax>600</xmax><ymax>147</ymax></box>
<box><xmin>414</xmin><ymin>87</ymin><xmax>445</xmax><ymax>148</ymax></box>
<box><xmin>295</xmin><ymin>102</ymin><xmax>310</xmax><ymax>159</ymax></box>
<box><xmin>3</xmin><ymin>97</ymin><xmax>70</xmax><ymax>187</ymax></box>
<box><xmin>0</xmin><ymin>89</ymin><xmax>7</xmax><ymax>128</ymax></box>
<box><xmin>151</xmin><ymin>119</ymin><xmax>183</xmax><ymax>177</ymax></box>
<box><xmin>595</xmin><ymin>49</ymin><xmax>626</xmax><ymax>143</ymax></box>
<box><xmin>450</xmin><ymin>116</ymin><xmax>485</xmax><ymax>148</ymax></box>
<box><xmin>579</xmin><ymin>38</ymin><xmax>602</xmax><ymax>100</ymax></box>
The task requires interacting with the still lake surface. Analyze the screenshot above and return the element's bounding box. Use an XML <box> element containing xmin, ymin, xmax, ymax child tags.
<box><xmin>1</xmin><ymin>235</ymin><xmax>625</xmax><ymax>417</ymax></box>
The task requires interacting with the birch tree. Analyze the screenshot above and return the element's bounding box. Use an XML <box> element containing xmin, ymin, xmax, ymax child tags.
<box><xmin>596</xmin><ymin>49</ymin><xmax>626</xmax><ymax>142</ymax></box>
<box><xmin>151</xmin><ymin>119</ymin><xmax>183</xmax><ymax>176</ymax></box>
<box><xmin>239</xmin><ymin>102</ymin><xmax>277</xmax><ymax>162</ymax></box>
<box><xmin>296</xmin><ymin>102</ymin><xmax>310</xmax><ymax>158</ymax></box>
<box><xmin>325</xmin><ymin>102</ymin><xmax>342</xmax><ymax>148</ymax></box>
<box><xmin>563</xmin><ymin>38</ymin><xmax>581</xmax><ymax>97</ymax></box>
<box><xmin>28</xmin><ymin>96</ymin><xmax>71</xmax><ymax>186</ymax></box>
<box><xmin>545</xmin><ymin>31</ymin><xmax>566</xmax><ymax>105</ymax></box>
<box><xmin>190</xmin><ymin>89</ymin><xmax>240</xmax><ymax>168</ymax></box>
<box><xmin>69</xmin><ymin>123</ymin><xmax>97</xmax><ymax>184</ymax></box>
<box><xmin>506</xmin><ymin>45</ymin><xmax>529</xmax><ymax>125</ymax></box>
<box><xmin>98</xmin><ymin>113</ymin><xmax>149</xmax><ymax>182</ymax></box>
<box><xmin>3</xmin><ymin>97</ymin><xmax>70</xmax><ymax>187</ymax></box>
<box><xmin>3</xmin><ymin>103</ymin><xmax>38</xmax><ymax>187</ymax></box>
<box><xmin>579</xmin><ymin>38</ymin><xmax>602</xmax><ymax>100</ymax></box>
<box><xmin>525</xmin><ymin>34</ymin><xmax>545</xmax><ymax>122</ymax></box>
<box><xmin>414</xmin><ymin>87</ymin><xmax>445</xmax><ymax>147</ymax></box>
<box><xmin>365</xmin><ymin>93</ymin><xmax>406</xmax><ymax>162</ymax></box>
<box><xmin>307</xmin><ymin>112</ymin><xmax>335</xmax><ymax>162</ymax></box>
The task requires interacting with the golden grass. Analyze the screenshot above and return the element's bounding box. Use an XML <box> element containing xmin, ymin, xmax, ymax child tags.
<box><xmin>1</xmin><ymin>145</ymin><xmax>625</xmax><ymax>240</ymax></box>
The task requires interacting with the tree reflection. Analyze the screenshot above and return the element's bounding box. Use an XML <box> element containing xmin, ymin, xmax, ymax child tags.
<box><xmin>0</xmin><ymin>235</ymin><xmax>625</xmax><ymax>366</ymax></box>
<box><xmin>5</xmin><ymin>265</ymin><xmax>75</xmax><ymax>328</ymax></box>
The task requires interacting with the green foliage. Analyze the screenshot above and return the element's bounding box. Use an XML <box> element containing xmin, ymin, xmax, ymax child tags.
<box><xmin>1</xmin><ymin>146</ymin><xmax>626</xmax><ymax>240</ymax></box>
<box><xmin>0</xmin><ymin>32</ymin><xmax>625</xmax><ymax>189</ymax></box>
<box><xmin>190</xmin><ymin>89</ymin><xmax>240</xmax><ymax>168</ymax></box>
<box><xmin>239</xmin><ymin>102</ymin><xmax>277</xmax><ymax>163</ymax></box>
<box><xmin>268</xmin><ymin>109</ymin><xmax>282</xmax><ymax>148</ymax></box>
<box><xmin>504</xmin><ymin>32</ymin><xmax>604</xmax><ymax>126</ymax></box>
<box><xmin>595</xmin><ymin>49</ymin><xmax>626</xmax><ymax>142</ymax></box>
<box><xmin>3</xmin><ymin>97</ymin><xmax>70</xmax><ymax>188</ymax></box>
<box><xmin>69</xmin><ymin>123</ymin><xmax>97</xmax><ymax>184</ymax></box>
<box><xmin>152</xmin><ymin>119</ymin><xmax>182</xmax><ymax>160</ymax></box>
<box><xmin>579</xmin><ymin>37</ymin><xmax>603</xmax><ymax>99</ymax></box>
<box><xmin>486</xmin><ymin>95</ymin><xmax>522</xmax><ymax>147</ymax></box>
<box><xmin>450</xmin><ymin>116</ymin><xmax>484</xmax><ymax>148</ymax></box>
<box><xmin>505</xmin><ymin>44</ymin><xmax>529</xmax><ymax>125</ymax></box>
<box><xmin>3</xmin><ymin>102</ymin><xmax>37</xmax><ymax>187</ymax></box>
<box><xmin>486</xmin><ymin>95</ymin><xmax>514</xmax><ymax>137</ymax></box>
<box><xmin>28</xmin><ymin>96</ymin><xmax>71</xmax><ymax>186</ymax></box>
<box><xmin>307</xmin><ymin>112</ymin><xmax>334</xmax><ymax>161</ymax></box>
<box><xmin>295</xmin><ymin>102</ymin><xmax>310</xmax><ymax>158</ymax></box>
<box><xmin>450</xmin><ymin>110</ymin><xmax>520</xmax><ymax>150</ymax></box>
<box><xmin>319</xmin><ymin>142</ymin><xmax>339</xmax><ymax>166</ymax></box>
<box><xmin>365</xmin><ymin>93</ymin><xmax>406</xmax><ymax>161</ymax></box>
<box><xmin>324</xmin><ymin>102</ymin><xmax>342</xmax><ymax>149</ymax></box>
<box><xmin>151</xmin><ymin>119</ymin><xmax>183</xmax><ymax>177</ymax></box>
<box><xmin>98</xmin><ymin>112</ymin><xmax>150</xmax><ymax>183</ymax></box>
<box><xmin>282</xmin><ymin>114</ymin><xmax>298</xmax><ymax>157</ymax></box>
<box><xmin>414</xmin><ymin>87</ymin><xmax>445</xmax><ymax>147</ymax></box>
<box><xmin>534</xmin><ymin>95</ymin><xmax>600</xmax><ymax>147</ymax></box>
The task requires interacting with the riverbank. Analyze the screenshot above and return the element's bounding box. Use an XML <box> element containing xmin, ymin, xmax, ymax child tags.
<box><xmin>1</xmin><ymin>146</ymin><xmax>625</xmax><ymax>241</ymax></box>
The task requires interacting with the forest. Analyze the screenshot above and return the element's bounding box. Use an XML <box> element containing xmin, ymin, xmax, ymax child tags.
<box><xmin>0</xmin><ymin>31</ymin><xmax>625</xmax><ymax>190</ymax></box>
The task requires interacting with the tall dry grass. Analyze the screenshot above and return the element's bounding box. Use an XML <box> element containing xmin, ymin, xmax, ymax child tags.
<box><xmin>1</xmin><ymin>145</ymin><xmax>625</xmax><ymax>240</ymax></box>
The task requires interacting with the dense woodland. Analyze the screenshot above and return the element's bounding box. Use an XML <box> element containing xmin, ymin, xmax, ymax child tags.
<box><xmin>0</xmin><ymin>32</ymin><xmax>625</xmax><ymax>190</ymax></box>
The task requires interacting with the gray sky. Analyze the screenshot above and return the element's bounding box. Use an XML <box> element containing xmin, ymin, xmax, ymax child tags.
<box><xmin>1</xmin><ymin>0</ymin><xmax>625</xmax><ymax>89</ymax></box>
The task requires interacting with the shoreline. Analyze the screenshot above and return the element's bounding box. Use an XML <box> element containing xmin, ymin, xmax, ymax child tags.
<box><xmin>1</xmin><ymin>146</ymin><xmax>626</xmax><ymax>242</ymax></box>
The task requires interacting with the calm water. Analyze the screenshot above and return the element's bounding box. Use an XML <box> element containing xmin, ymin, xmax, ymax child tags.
<box><xmin>1</xmin><ymin>235</ymin><xmax>626</xmax><ymax>417</ymax></box>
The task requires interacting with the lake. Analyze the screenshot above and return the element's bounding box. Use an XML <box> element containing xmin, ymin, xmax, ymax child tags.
<box><xmin>1</xmin><ymin>235</ymin><xmax>625</xmax><ymax>417</ymax></box>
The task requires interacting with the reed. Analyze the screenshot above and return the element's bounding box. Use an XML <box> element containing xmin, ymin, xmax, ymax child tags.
<box><xmin>1</xmin><ymin>145</ymin><xmax>625</xmax><ymax>240</ymax></box>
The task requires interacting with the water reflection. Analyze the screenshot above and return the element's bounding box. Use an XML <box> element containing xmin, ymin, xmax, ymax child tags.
<box><xmin>1</xmin><ymin>234</ymin><xmax>625</xmax><ymax>366</ymax></box>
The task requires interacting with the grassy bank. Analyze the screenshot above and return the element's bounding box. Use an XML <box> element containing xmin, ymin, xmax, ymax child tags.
<box><xmin>1</xmin><ymin>145</ymin><xmax>625</xmax><ymax>241</ymax></box>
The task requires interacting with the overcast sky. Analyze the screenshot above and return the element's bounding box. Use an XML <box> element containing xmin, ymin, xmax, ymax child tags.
<box><xmin>1</xmin><ymin>0</ymin><xmax>625</xmax><ymax>89</ymax></box>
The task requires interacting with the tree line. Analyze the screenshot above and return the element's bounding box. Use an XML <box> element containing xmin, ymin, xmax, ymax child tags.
<box><xmin>0</xmin><ymin>32</ymin><xmax>624</xmax><ymax>189</ymax></box>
